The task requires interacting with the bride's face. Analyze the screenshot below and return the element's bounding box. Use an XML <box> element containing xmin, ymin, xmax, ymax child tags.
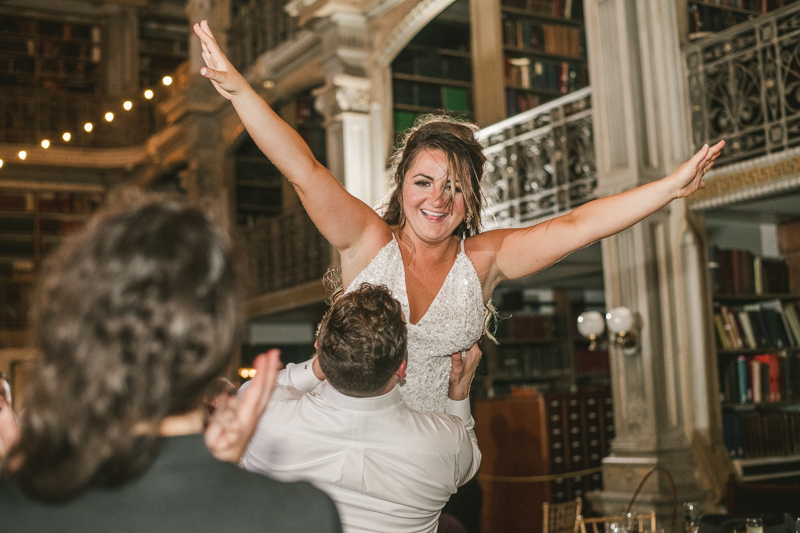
<box><xmin>401</xmin><ymin>149</ymin><xmax>465</xmax><ymax>245</ymax></box>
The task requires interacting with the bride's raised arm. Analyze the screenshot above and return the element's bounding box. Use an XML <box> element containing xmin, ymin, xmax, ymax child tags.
<box><xmin>192</xmin><ymin>21</ymin><xmax>388</xmax><ymax>257</ymax></box>
<box><xmin>476</xmin><ymin>140</ymin><xmax>726</xmax><ymax>292</ymax></box>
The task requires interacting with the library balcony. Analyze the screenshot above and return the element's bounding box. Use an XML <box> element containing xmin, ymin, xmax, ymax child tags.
<box><xmin>684</xmin><ymin>2</ymin><xmax>800</xmax><ymax>168</ymax></box>
<box><xmin>241</xmin><ymin>208</ymin><xmax>334</xmax><ymax>318</ymax></box>
<box><xmin>226</xmin><ymin>0</ymin><xmax>298</xmax><ymax>71</ymax></box>
<box><xmin>479</xmin><ymin>86</ymin><xmax>596</xmax><ymax>228</ymax></box>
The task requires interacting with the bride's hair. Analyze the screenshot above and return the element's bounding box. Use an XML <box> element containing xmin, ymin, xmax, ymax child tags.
<box><xmin>380</xmin><ymin>114</ymin><xmax>487</xmax><ymax>238</ymax></box>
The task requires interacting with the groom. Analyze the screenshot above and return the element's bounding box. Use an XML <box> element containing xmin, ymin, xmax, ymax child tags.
<box><xmin>241</xmin><ymin>283</ymin><xmax>482</xmax><ymax>533</ymax></box>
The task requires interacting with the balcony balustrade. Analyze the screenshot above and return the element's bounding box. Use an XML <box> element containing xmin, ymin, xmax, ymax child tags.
<box><xmin>478</xmin><ymin>87</ymin><xmax>596</xmax><ymax>229</ymax></box>
<box><xmin>240</xmin><ymin>208</ymin><xmax>333</xmax><ymax>296</ymax></box>
<box><xmin>226</xmin><ymin>0</ymin><xmax>297</xmax><ymax>71</ymax></box>
<box><xmin>685</xmin><ymin>3</ymin><xmax>800</xmax><ymax>167</ymax></box>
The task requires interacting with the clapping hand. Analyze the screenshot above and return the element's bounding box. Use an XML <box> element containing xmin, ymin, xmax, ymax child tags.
<box><xmin>448</xmin><ymin>343</ymin><xmax>482</xmax><ymax>402</ymax></box>
<box><xmin>204</xmin><ymin>349</ymin><xmax>281</xmax><ymax>463</ymax></box>
<box><xmin>193</xmin><ymin>20</ymin><xmax>250</xmax><ymax>101</ymax></box>
<box><xmin>669</xmin><ymin>140</ymin><xmax>726</xmax><ymax>199</ymax></box>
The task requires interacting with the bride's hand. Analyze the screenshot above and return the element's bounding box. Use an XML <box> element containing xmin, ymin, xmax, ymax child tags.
<box><xmin>668</xmin><ymin>139</ymin><xmax>725</xmax><ymax>199</ymax></box>
<box><xmin>192</xmin><ymin>20</ymin><xmax>250</xmax><ymax>101</ymax></box>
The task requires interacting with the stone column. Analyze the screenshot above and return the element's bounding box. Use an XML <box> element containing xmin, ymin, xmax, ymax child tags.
<box><xmin>310</xmin><ymin>11</ymin><xmax>377</xmax><ymax>206</ymax></box>
<box><xmin>584</xmin><ymin>0</ymin><xmax>721</xmax><ymax>519</ymax></box>
<box><xmin>106</xmin><ymin>6</ymin><xmax>139</xmax><ymax>95</ymax></box>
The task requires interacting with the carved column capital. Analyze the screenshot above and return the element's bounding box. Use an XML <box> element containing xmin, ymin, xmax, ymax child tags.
<box><xmin>313</xmin><ymin>75</ymin><xmax>372</xmax><ymax>121</ymax></box>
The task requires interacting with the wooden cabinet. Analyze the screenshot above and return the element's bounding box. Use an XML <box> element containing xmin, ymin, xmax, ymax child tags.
<box><xmin>475</xmin><ymin>388</ymin><xmax>613</xmax><ymax>533</ymax></box>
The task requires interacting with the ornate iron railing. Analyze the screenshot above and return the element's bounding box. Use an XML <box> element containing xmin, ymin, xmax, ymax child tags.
<box><xmin>240</xmin><ymin>208</ymin><xmax>333</xmax><ymax>295</ymax></box>
<box><xmin>685</xmin><ymin>3</ymin><xmax>800</xmax><ymax>167</ymax></box>
<box><xmin>226</xmin><ymin>0</ymin><xmax>297</xmax><ymax>71</ymax></box>
<box><xmin>478</xmin><ymin>87</ymin><xmax>595</xmax><ymax>228</ymax></box>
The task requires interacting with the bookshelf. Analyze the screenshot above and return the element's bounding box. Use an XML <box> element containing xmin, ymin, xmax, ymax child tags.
<box><xmin>0</xmin><ymin>189</ymin><xmax>103</xmax><ymax>348</ymax></box>
<box><xmin>0</xmin><ymin>14</ymin><xmax>102</xmax><ymax>94</ymax></box>
<box><xmin>391</xmin><ymin>0</ymin><xmax>472</xmax><ymax>136</ymax></box>
<box><xmin>706</xmin><ymin>214</ymin><xmax>800</xmax><ymax>472</ymax></box>
<box><xmin>500</xmin><ymin>0</ymin><xmax>589</xmax><ymax>117</ymax></box>
<box><xmin>686</xmin><ymin>0</ymin><xmax>800</xmax><ymax>41</ymax></box>
<box><xmin>139</xmin><ymin>17</ymin><xmax>188</xmax><ymax>89</ymax></box>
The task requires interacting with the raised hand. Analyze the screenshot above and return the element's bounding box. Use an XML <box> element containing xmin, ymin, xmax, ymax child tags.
<box><xmin>0</xmin><ymin>397</ymin><xmax>20</xmax><ymax>460</ymax></box>
<box><xmin>204</xmin><ymin>349</ymin><xmax>281</xmax><ymax>462</ymax></box>
<box><xmin>448</xmin><ymin>343</ymin><xmax>483</xmax><ymax>402</ymax></box>
<box><xmin>192</xmin><ymin>20</ymin><xmax>250</xmax><ymax>101</ymax></box>
<box><xmin>670</xmin><ymin>140</ymin><xmax>726</xmax><ymax>198</ymax></box>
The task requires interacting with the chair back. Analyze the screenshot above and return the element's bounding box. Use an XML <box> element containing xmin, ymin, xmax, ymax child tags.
<box><xmin>543</xmin><ymin>497</ymin><xmax>583</xmax><ymax>533</ymax></box>
<box><xmin>578</xmin><ymin>511</ymin><xmax>657</xmax><ymax>533</ymax></box>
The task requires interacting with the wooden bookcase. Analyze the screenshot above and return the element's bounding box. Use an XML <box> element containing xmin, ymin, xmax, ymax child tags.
<box><xmin>706</xmin><ymin>214</ymin><xmax>800</xmax><ymax>482</ymax></box>
<box><xmin>139</xmin><ymin>17</ymin><xmax>188</xmax><ymax>89</ymax></box>
<box><xmin>0</xmin><ymin>14</ymin><xmax>102</xmax><ymax>94</ymax></box>
<box><xmin>0</xmin><ymin>189</ymin><xmax>103</xmax><ymax>348</ymax></box>
<box><xmin>475</xmin><ymin>388</ymin><xmax>613</xmax><ymax>533</ymax></box>
<box><xmin>685</xmin><ymin>0</ymin><xmax>800</xmax><ymax>41</ymax></box>
<box><xmin>391</xmin><ymin>0</ymin><xmax>473</xmax><ymax>136</ymax></box>
<box><xmin>500</xmin><ymin>0</ymin><xmax>589</xmax><ymax>117</ymax></box>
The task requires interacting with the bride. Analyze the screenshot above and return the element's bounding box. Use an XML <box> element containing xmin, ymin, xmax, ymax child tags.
<box><xmin>193</xmin><ymin>20</ymin><xmax>724</xmax><ymax>413</ymax></box>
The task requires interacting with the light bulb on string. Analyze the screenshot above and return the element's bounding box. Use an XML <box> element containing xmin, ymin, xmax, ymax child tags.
<box><xmin>0</xmin><ymin>159</ymin><xmax>4</xmax><ymax>169</ymax></box>
<box><xmin>162</xmin><ymin>76</ymin><xmax>173</xmax><ymax>86</ymax></box>
<box><xmin>41</xmin><ymin>139</ymin><xmax>50</xmax><ymax>149</ymax></box>
<box><xmin>84</xmin><ymin>123</ymin><xmax>93</xmax><ymax>133</ymax></box>
<box><xmin>62</xmin><ymin>132</ymin><xmax>71</xmax><ymax>142</ymax></box>
<box><xmin>18</xmin><ymin>151</ymin><xmax>27</xmax><ymax>160</ymax></box>
<box><xmin>123</xmin><ymin>101</ymin><xmax>133</xmax><ymax>110</ymax></box>
<box><xmin>144</xmin><ymin>89</ymin><xmax>154</xmax><ymax>99</ymax></box>
<box><xmin>105</xmin><ymin>112</ymin><xmax>114</xmax><ymax>122</ymax></box>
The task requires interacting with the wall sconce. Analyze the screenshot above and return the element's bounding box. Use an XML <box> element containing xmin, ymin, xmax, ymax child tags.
<box><xmin>605</xmin><ymin>306</ymin><xmax>638</xmax><ymax>349</ymax></box>
<box><xmin>577</xmin><ymin>311</ymin><xmax>605</xmax><ymax>351</ymax></box>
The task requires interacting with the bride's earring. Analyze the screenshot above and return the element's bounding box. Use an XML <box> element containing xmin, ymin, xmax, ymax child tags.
<box><xmin>465</xmin><ymin>212</ymin><xmax>472</xmax><ymax>231</ymax></box>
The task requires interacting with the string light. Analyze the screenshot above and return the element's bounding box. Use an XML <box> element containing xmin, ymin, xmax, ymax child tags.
<box><xmin>84</xmin><ymin>122</ymin><xmax>93</xmax><ymax>132</ymax></box>
<box><xmin>105</xmin><ymin>112</ymin><xmax>114</xmax><ymax>122</ymax></box>
<box><xmin>123</xmin><ymin>101</ymin><xmax>133</xmax><ymax>110</ymax></box>
<box><xmin>62</xmin><ymin>132</ymin><xmax>71</xmax><ymax>142</ymax></box>
<box><xmin>18</xmin><ymin>151</ymin><xmax>27</xmax><ymax>160</ymax></box>
<box><xmin>162</xmin><ymin>76</ymin><xmax>173</xmax><ymax>86</ymax></box>
<box><xmin>41</xmin><ymin>139</ymin><xmax>50</xmax><ymax>149</ymax></box>
<box><xmin>144</xmin><ymin>89</ymin><xmax>154</xmax><ymax>99</ymax></box>
<box><xmin>0</xmin><ymin>159</ymin><xmax>4</xmax><ymax>169</ymax></box>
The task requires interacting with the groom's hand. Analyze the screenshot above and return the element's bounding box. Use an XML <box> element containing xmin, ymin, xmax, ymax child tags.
<box><xmin>448</xmin><ymin>343</ymin><xmax>482</xmax><ymax>401</ymax></box>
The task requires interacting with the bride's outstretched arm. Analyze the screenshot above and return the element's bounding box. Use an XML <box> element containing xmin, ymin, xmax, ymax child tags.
<box><xmin>475</xmin><ymin>140</ymin><xmax>725</xmax><ymax>290</ymax></box>
<box><xmin>192</xmin><ymin>21</ymin><xmax>386</xmax><ymax>254</ymax></box>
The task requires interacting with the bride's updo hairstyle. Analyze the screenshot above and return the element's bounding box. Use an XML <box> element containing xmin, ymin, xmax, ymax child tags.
<box><xmin>383</xmin><ymin>115</ymin><xmax>486</xmax><ymax>237</ymax></box>
<box><xmin>7</xmin><ymin>197</ymin><xmax>240</xmax><ymax>501</ymax></box>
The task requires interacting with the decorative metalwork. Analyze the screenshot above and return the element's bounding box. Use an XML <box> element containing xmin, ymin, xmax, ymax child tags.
<box><xmin>478</xmin><ymin>87</ymin><xmax>596</xmax><ymax>229</ymax></box>
<box><xmin>227</xmin><ymin>0</ymin><xmax>298</xmax><ymax>71</ymax></box>
<box><xmin>685</xmin><ymin>3</ymin><xmax>800</xmax><ymax>166</ymax></box>
<box><xmin>239</xmin><ymin>209</ymin><xmax>333</xmax><ymax>294</ymax></box>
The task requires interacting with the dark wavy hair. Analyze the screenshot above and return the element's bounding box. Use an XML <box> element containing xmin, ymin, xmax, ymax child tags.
<box><xmin>381</xmin><ymin>114</ymin><xmax>487</xmax><ymax>237</ymax></box>
<box><xmin>6</xmin><ymin>198</ymin><xmax>240</xmax><ymax>501</ymax></box>
<box><xmin>316</xmin><ymin>284</ymin><xmax>407</xmax><ymax>397</ymax></box>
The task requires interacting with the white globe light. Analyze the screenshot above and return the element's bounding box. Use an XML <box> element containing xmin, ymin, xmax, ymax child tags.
<box><xmin>606</xmin><ymin>306</ymin><xmax>634</xmax><ymax>334</ymax></box>
<box><xmin>577</xmin><ymin>311</ymin><xmax>605</xmax><ymax>338</ymax></box>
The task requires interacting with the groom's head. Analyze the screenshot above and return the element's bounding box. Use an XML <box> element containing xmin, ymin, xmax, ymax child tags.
<box><xmin>316</xmin><ymin>284</ymin><xmax>407</xmax><ymax>397</ymax></box>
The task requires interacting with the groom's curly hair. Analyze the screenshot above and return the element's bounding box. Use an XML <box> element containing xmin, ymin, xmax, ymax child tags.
<box><xmin>316</xmin><ymin>283</ymin><xmax>407</xmax><ymax>397</ymax></box>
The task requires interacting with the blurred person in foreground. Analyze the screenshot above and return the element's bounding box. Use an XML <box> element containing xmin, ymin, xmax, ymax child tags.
<box><xmin>242</xmin><ymin>283</ymin><xmax>482</xmax><ymax>533</ymax></box>
<box><xmin>0</xmin><ymin>198</ymin><xmax>341</xmax><ymax>533</ymax></box>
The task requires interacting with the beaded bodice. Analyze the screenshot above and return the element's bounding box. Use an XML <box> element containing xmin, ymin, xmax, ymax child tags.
<box><xmin>345</xmin><ymin>235</ymin><xmax>484</xmax><ymax>413</ymax></box>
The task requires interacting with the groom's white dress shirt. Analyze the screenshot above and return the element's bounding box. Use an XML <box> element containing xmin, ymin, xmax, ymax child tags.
<box><xmin>241</xmin><ymin>359</ymin><xmax>481</xmax><ymax>533</ymax></box>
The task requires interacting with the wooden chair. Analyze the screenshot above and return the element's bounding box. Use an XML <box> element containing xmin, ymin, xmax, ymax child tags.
<box><xmin>578</xmin><ymin>511</ymin><xmax>657</xmax><ymax>533</ymax></box>
<box><xmin>543</xmin><ymin>497</ymin><xmax>582</xmax><ymax>533</ymax></box>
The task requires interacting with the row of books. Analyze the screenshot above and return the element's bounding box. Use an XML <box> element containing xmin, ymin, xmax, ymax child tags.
<box><xmin>713</xmin><ymin>299</ymin><xmax>800</xmax><ymax>351</ymax></box>
<box><xmin>505</xmin><ymin>89</ymin><xmax>543</xmax><ymax>116</ymax></box>
<box><xmin>692</xmin><ymin>0</ymin><xmax>793</xmax><ymax>11</ymax></box>
<box><xmin>496</xmin><ymin>344</ymin><xmax>572</xmax><ymax>379</ymax></box>
<box><xmin>497</xmin><ymin>313</ymin><xmax>567</xmax><ymax>340</ymax></box>
<box><xmin>722</xmin><ymin>409</ymin><xmax>800</xmax><ymax>459</ymax></box>
<box><xmin>574</xmin><ymin>348</ymin><xmax>610</xmax><ymax>376</ymax></box>
<box><xmin>392</xmin><ymin>80</ymin><xmax>471</xmax><ymax>113</ymax></box>
<box><xmin>719</xmin><ymin>353</ymin><xmax>790</xmax><ymax>404</ymax></box>
<box><xmin>504</xmin><ymin>57</ymin><xmax>588</xmax><ymax>93</ymax></box>
<box><xmin>709</xmin><ymin>247</ymin><xmax>790</xmax><ymax>295</ymax></box>
<box><xmin>392</xmin><ymin>50</ymin><xmax>472</xmax><ymax>83</ymax></box>
<box><xmin>0</xmin><ymin>193</ymin><xmax>101</xmax><ymax>213</ymax></box>
<box><xmin>501</xmin><ymin>0</ymin><xmax>583</xmax><ymax>20</ymax></box>
<box><xmin>502</xmin><ymin>17</ymin><xmax>584</xmax><ymax>58</ymax></box>
<box><xmin>688</xmin><ymin>4</ymin><xmax>755</xmax><ymax>35</ymax></box>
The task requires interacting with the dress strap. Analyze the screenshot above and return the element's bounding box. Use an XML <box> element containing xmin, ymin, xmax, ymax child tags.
<box><xmin>460</xmin><ymin>236</ymin><xmax>466</xmax><ymax>253</ymax></box>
